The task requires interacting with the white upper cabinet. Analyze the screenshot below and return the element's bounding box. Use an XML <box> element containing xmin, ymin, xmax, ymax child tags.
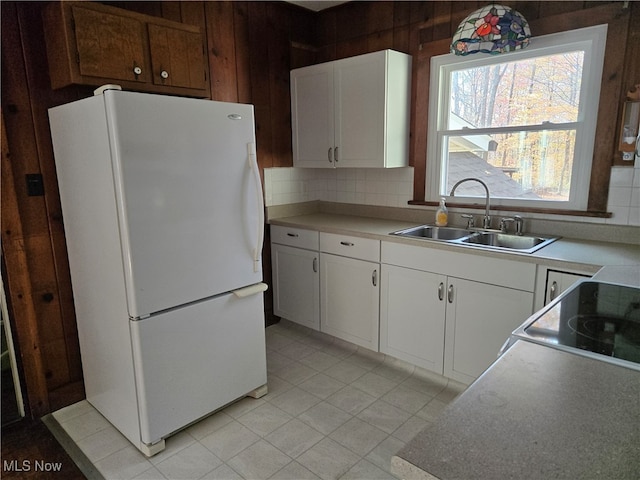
<box><xmin>291</xmin><ymin>50</ymin><xmax>411</xmax><ymax>168</ymax></box>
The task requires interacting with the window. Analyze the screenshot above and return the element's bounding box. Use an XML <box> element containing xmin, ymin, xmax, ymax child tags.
<box><xmin>426</xmin><ymin>25</ymin><xmax>607</xmax><ymax>211</ymax></box>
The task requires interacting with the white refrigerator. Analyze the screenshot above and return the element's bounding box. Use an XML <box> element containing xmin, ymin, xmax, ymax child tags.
<box><xmin>49</xmin><ymin>88</ymin><xmax>268</xmax><ymax>456</ymax></box>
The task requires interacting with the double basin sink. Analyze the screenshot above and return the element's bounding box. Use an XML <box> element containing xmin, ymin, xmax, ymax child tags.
<box><xmin>390</xmin><ymin>225</ymin><xmax>559</xmax><ymax>254</ymax></box>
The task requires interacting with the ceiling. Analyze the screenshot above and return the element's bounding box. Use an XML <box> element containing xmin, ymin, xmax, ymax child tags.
<box><xmin>285</xmin><ymin>1</ymin><xmax>348</xmax><ymax>12</ymax></box>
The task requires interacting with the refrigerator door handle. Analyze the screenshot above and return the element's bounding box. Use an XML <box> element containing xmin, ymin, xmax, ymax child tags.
<box><xmin>233</xmin><ymin>282</ymin><xmax>268</xmax><ymax>298</ymax></box>
<box><xmin>248</xmin><ymin>142</ymin><xmax>264</xmax><ymax>273</ymax></box>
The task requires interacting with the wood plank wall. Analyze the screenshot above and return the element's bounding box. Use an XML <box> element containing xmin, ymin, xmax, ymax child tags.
<box><xmin>1</xmin><ymin>0</ymin><xmax>637</xmax><ymax>417</ymax></box>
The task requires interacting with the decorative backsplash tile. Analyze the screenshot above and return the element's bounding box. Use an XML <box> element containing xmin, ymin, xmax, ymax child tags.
<box><xmin>264</xmin><ymin>167</ymin><xmax>414</xmax><ymax>209</ymax></box>
<box><xmin>607</xmin><ymin>166</ymin><xmax>640</xmax><ymax>226</ymax></box>
<box><xmin>264</xmin><ymin>166</ymin><xmax>640</xmax><ymax>226</ymax></box>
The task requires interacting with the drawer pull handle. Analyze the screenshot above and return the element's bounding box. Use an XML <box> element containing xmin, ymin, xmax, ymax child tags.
<box><xmin>372</xmin><ymin>269</ymin><xmax>378</xmax><ymax>287</ymax></box>
<box><xmin>287</xmin><ymin>233</ymin><xmax>299</xmax><ymax>238</ymax></box>
<box><xmin>438</xmin><ymin>282</ymin><xmax>444</xmax><ymax>301</ymax></box>
<box><xmin>313</xmin><ymin>257</ymin><xmax>318</xmax><ymax>273</ymax></box>
<box><xmin>447</xmin><ymin>284</ymin><xmax>454</xmax><ymax>304</ymax></box>
<box><xmin>328</xmin><ymin>147</ymin><xmax>333</xmax><ymax>163</ymax></box>
<box><xmin>549</xmin><ymin>281</ymin><xmax>558</xmax><ymax>302</ymax></box>
<box><xmin>340</xmin><ymin>241</ymin><xmax>354</xmax><ymax>246</ymax></box>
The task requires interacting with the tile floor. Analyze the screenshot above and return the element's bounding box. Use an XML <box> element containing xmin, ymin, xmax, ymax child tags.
<box><xmin>53</xmin><ymin>320</ymin><xmax>466</xmax><ymax>480</ymax></box>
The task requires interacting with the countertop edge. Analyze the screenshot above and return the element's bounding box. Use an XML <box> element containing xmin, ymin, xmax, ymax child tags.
<box><xmin>268</xmin><ymin>212</ymin><xmax>640</xmax><ymax>271</ymax></box>
<box><xmin>391</xmin><ymin>456</ymin><xmax>440</xmax><ymax>480</ymax></box>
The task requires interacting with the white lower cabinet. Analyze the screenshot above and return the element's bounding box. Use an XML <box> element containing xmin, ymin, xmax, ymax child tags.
<box><xmin>271</xmin><ymin>226</ymin><xmax>320</xmax><ymax>330</ymax></box>
<box><xmin>380</xmin><ymin>241</ymin><xmax>536</xmax><ymax>384</ymax></box>
<box><xmin>272</xmin><ymin>227</ymin><xmax>541</xmax><ymax>384</ymax></box>
<box><xmin>320</xmin><ymin>233</ymin><xmax>380</xmax><ymax>351</ymax></box>
<box><xmin>380</xmin><ymin>265</ymin><xmax>445</xmax><ymax>372</ymax></box>
<box><xmin>533</xmin><ymin>267</ymin><xmax>592</xmax><ymax>310</ymax></box>
<box><xmin>442</xmin><ymin>277</ymin><xmax>534</xmax><ymax>384</ymax></box>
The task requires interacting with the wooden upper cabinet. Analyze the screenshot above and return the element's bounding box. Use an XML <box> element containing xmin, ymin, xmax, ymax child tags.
<box><xmin>147</xmin><ymin>24</ymin><xmax>207</xmax><ymax>90</ymax></box>
<box><xmin>72</xmin><ymin>5</ymin><xmax>148</xmax><ymax>83</ymax></box>
<box><xmin>43</xmin><ymin>1</ymin><xmax>210</xmax><ymax>98</ymax></box>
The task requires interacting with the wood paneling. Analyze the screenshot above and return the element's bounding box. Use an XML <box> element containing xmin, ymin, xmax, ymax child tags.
<box><xmin>206</xmin><ymin>1</ymin><xmax>238</xmax><ymax>102</ymax></box>
<box><xmin>2</xmin><ymin>109</ymin><xmax>50</xmax><ymax>418</ymax></box>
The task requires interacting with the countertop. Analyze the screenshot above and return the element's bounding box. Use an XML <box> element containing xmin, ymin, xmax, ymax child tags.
<box><xmin>269</xmin><ymin>212</ymin><xmax>640</xmax><ymax>272</ymax></box>
<box><xmin>391</xmin><ymin>340</ymin><xmax>640</xmax><ymax>480</ymax></box>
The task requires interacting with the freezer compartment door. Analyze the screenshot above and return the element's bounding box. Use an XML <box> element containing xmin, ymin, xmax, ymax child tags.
<box><xmin>130</xmin><ymin>288</ymin><xmax>267</xmax><ymax>445</ymax></box>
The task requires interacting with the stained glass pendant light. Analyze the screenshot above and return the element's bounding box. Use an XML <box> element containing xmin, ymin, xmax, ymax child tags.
<box><xmin>451</xmin><ymin>4</ymin><xmax>531</xmax><ymax>56</ymax></box>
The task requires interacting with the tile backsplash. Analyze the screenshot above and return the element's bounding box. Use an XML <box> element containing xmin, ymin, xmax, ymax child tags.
<box><xmin>264</xmin><ymin>167</ymin><xmax>414</xmax><ymax>209</ymax></box>
<box><xmin>264</xmin><ymin>166</ymin><xmax>640</xmax><ymax>226</ymax></box>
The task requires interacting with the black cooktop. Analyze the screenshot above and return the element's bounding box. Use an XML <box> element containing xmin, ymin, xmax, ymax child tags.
<box><xmin>523</xmin><ymin>281</ymin><xmax>640</xmax><ymax>367</ymax></box>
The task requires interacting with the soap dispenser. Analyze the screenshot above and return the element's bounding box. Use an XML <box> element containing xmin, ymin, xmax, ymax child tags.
<box><xmin>435</xmin><ymin>197</ymin><xmax>448</xmax><ymax>227</ymax></box>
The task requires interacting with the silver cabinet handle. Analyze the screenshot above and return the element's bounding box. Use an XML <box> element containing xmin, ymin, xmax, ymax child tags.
<box><xmin>328</xmin><ymin>147</ymin><xmax>333</xmax><ymax>163</ymax></box>
<box><xmin>372</xmin><ymin>269</ymin><xmax>378</xmax><ymax>287</ymax></box>
<box><xmin>447</xmin><ymin>284</ymin><xmax>454</xmax><ymax>304</ymax></box>
<box><xmin>549</xmin><ymin>281</ymin><xmax>558</xmax><ymax>302</ymax></box>
<box><xmin>160</xmin><ymin>70</ymin><xmax>169</xmax><ymax>79</ymax></box>
<box><xmin>334</xmin><ymin>146</ymin><xmax>339</xmax><ymax>163</ymax></box>
<box><xmin>313</xmin><ymin>257</ymin><xmax>318</xmax><ymax>273</ymax></box>
<box><xmin>340</xmin><ymin>241</ymin><xmax>354</xmax><ymax>246</ymax></box>
<box><xmin>438</xmin><ymin>282</ymin><xmax>444</xmax><ymax>301</ymax></box>
<box><xmin>286</xmin><ymin>233</ymin><xmax>299</xmax><ymax>238</ymax></box>
<box><xmin>133</xmin><ymin>66</ymin><xmax>142</xmax><ymax>76</ymax></box>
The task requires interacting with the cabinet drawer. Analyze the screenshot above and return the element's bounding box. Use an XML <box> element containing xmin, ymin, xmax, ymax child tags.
<box><xmin>271</xmin><ymin>225</ymin><xmax>319</xmax><ymax>250</ymax></box>
<box><xmin>320</xmin><ymin>233</ymin><xmax>380</xmax><ymax>262</ymax></box>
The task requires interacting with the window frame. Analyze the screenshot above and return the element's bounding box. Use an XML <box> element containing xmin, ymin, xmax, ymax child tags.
<box><xmin>425</xmin><ymin>25</ymin><xmax>608</xmax><ymax>211</ymax></box>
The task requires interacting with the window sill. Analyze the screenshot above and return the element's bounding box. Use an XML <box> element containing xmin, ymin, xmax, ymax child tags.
<box><xmin>408</xmin><ymin>200</ymin><xmax>612</xmax><ymax>219</ymax></box>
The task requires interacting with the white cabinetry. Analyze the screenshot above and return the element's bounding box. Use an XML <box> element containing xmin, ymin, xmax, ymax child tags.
<box><xmin>442</xmin><ymin>277</ymin><xmax>533</xmax><ymax>383</ymax></box>
<box><xmin>533</xmin><ymin>266</ymin><xmax>592</xmax><ymax>311</ymax></box>
<box><xmin>381</xmin><ymin>242</ymin><xmax>536</xmax><ymax>384</ymax></box>
<box><xmin>320</xmin><ymin>233</ymin><xmax>380</xmax><ymax>350</ymax></box>
<box><xmin>380</xmin><ymin>265</ymin><xmax>446</xmax><ymax>372</ymax></box>
<box><xmin>271</xmin><ymin>226</ymin><xmax>320</xmax><ymax>330</ymax></box>
<box><xmin>291</xmin><ymin>49</ymin><xmax>411</xmax><ymax>169</ymax></box>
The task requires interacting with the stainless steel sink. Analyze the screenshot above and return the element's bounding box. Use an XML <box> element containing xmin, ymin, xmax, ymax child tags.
<box><xmin>459</xmin><ymin>232</ymin><xmax>558</xmax><ymax>253</ymax></box>
<box><xmin>390</xmin><ymin>225</ymin><xmax>559</xmax><ymax>253</ymax></box>
<box><xmin>391</xmin><ymin>225</ymin><xmax>473</xmax><ymax>241</ymax></box>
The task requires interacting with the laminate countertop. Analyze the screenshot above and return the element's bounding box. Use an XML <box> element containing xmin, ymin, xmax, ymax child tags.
<box><xmin>391</xmin><ymin>340</ymin><xmax>640</xmax><ymax>480</ymax></box>
<box><xmin>269</xmin><ymin>212</ymin><xmax>640</xmax><ymax>273</ymax></box>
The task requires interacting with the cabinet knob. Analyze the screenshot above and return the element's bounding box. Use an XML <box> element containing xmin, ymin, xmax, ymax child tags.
<box><xmin>160</xmin><ymin>70</ymin><xmax>169</xmax><ymax>79</ymax></box>
<box><xmin>133</xmin><ymin>66</ymin><xmax>142</xmax><ymax>76</ymax></box>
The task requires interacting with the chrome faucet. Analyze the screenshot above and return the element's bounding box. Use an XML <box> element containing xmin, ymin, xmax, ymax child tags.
<box><xmin>449</xmin><ymin>178</ymin><xmax>491</xmax><ymax>229</ymax></box>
